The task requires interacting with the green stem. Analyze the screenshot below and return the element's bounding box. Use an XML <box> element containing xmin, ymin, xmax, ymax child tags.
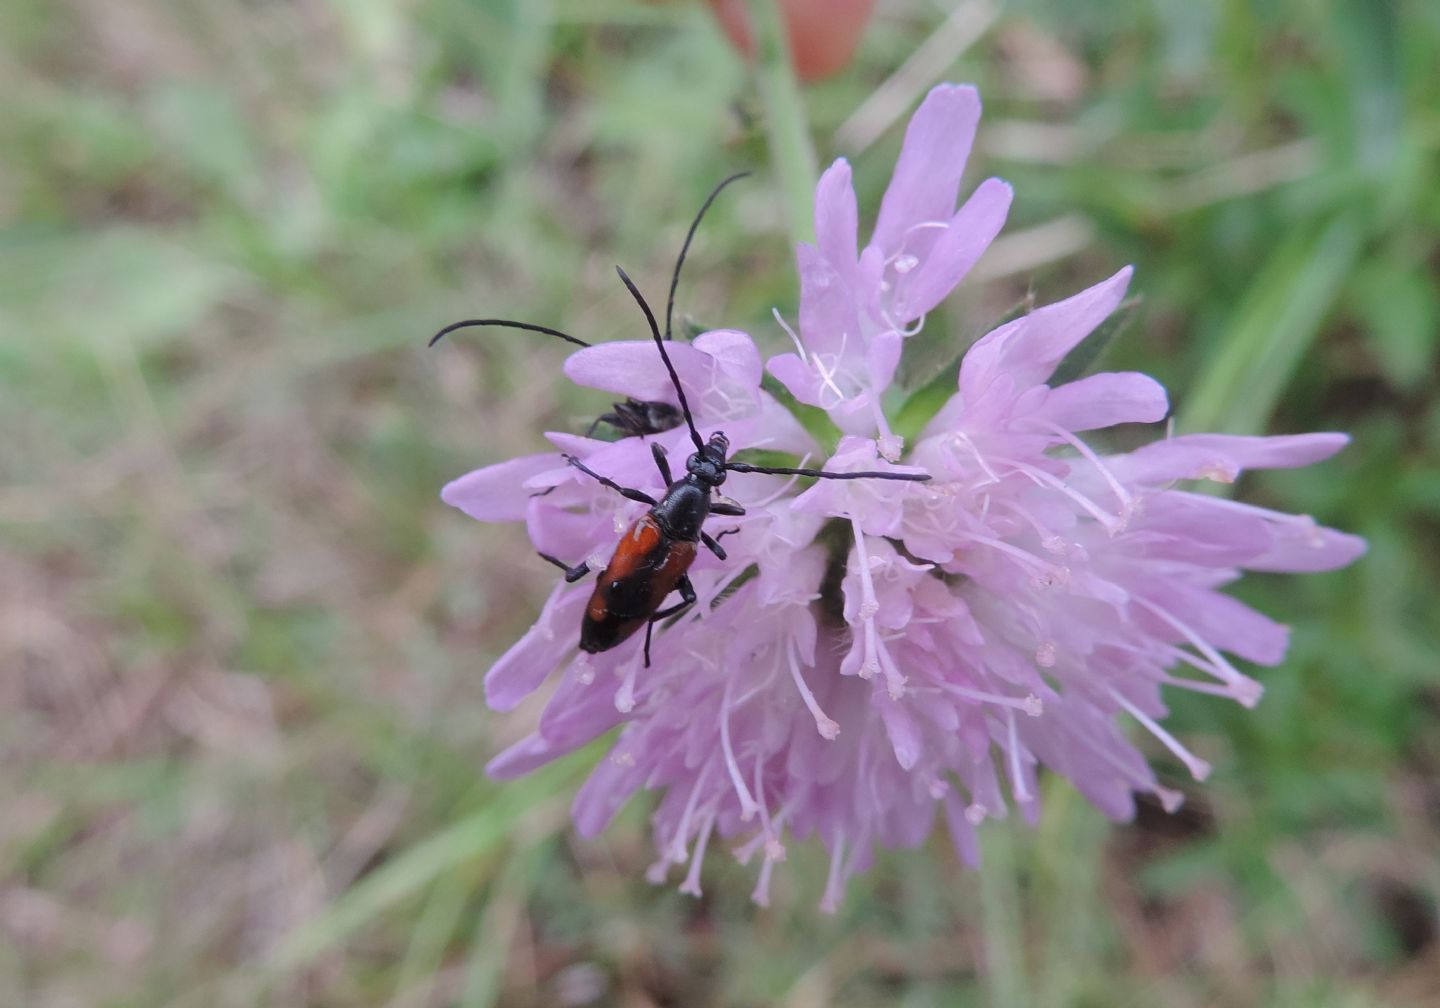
<box><xmin>745</xmin><ymin>0</ymin><xmax>818</xmax><ymax>248</ymax></box>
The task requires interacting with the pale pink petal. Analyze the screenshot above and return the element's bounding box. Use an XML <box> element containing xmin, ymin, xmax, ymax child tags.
<box><xmin>892</xmin><ymin>178</ymin><xmax>1012</xmax><ymax>321</ymax></box>
<box><xmin>876</xmin><ymin>693</ymin><xmax>922</xmax><ymax>770</ymax></box>
<box><xmin>960</xmin><ymin>267</ymin><xmax>1133</xmax><ymax>400</ymax></box>
<box><xmin>767</xmin><ymin>351</ymin><xmax>830</xmax><ymax>409</ymax></box>
<box><xmin>572</xmin><ymin>745</ymin><xmax>643</xmax><ymax>837</ymax></box>
<box><xmin>1034</xmin><ymin>372</ymin><xmax>1169</xmax><ymax>431</ymax></box>
<box><xmin>1111</xmin><ymin>432</ymin><xmax>1351</xmax><ymax>485</ymax></box>
<box><xmin>1141</xmin><ymin>582</ymin><xmax>1291</xmax><ymax>666</ymax></box>
<box><xmin>441</xmin><ymin>453</ymin><xmax>559</xmax><ymax>522</ymax></box>
<box><xmin>814</xmin><ymin>158</ymin><xmax>859</xmax><ymax>283</ymax></box>
<box><xmin>796</xmin><ymin>243</ymin><xmax>861</xmax><ymax>361</ymax></box>
<box><xmin>872</xmin><ymin>84</ymin><xmax>982</xmax><ymax>255</ymax></box>
<box><xmin>1247</xmin><ymin>523</ymin><xmax>1367</xmax><ymax>572</ymax></box>
<box><xmin>486</xmin><ymin>734</ymin><xmax>558</xmax><ymax>779</ymax></box>
<box><xmin>693</xmin><ymin>328</ymin><xmax>764</xmax><ymax>391</ymax></box>
<box><xmin>483</xmin><ymin>585</ymin><xmax>587</xmax><ymax>710</ymax></box>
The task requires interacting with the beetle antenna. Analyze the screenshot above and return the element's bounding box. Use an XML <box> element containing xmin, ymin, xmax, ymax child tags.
<box><xmin>615</xmin><ymin>265</ymin><xmax>705</xmax><ymax>453</ymax></box>
<box><xmin>665</xmin><ymin>172</ymin><xmax>750</xmax><ymax>341</ymax></box>
<box><xmin>726</xmin><ymin>461</ymin><xmax>931</xmax><ymax>482</ymax></box>
<box><xmin>428</xmin><ymin>318</ymin><xmax>590</xmax><ymax>348</ymax></box>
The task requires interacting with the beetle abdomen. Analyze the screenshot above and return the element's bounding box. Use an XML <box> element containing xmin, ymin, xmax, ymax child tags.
<box><xmin>580</xmin><ymin>514</ymin><xmax>697</xmax><ymax>653</ymax></box>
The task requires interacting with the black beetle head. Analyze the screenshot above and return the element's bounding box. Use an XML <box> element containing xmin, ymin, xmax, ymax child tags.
<box><xmin>687</xmin><ymin>432</ymin><xmax>730</xmax><ymax>486</ymax></box>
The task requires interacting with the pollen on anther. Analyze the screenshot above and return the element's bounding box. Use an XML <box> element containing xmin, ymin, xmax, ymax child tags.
<box><xmin>1199</xmin><ymin>460</ymin><xmax>1237</xmax><ymax>483</ymax></box>
<box><xmin>1035</xmin><ymin>642</ymin><xmax>1057</xmax><ymax>668</ymax></box>
<box><xmin>574</xmin><ymin>654</ymin><xmax>595</xmax><ymax>685</ymax></box>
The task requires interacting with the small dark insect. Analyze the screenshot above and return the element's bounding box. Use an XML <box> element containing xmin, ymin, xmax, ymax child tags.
<box><xmin>583</xmin><ymin>398</ymin><xmax>683</xmax><ymax>441</ymax></box>
<box><xmin>537</xmin><ymin>266</ymin><xmax>933</xmax><ymax>667</ymax></box>
<box><xmin>430</xmin><ymin>173</ymin><xmax>749</xmax><ymax>441</ymax></box>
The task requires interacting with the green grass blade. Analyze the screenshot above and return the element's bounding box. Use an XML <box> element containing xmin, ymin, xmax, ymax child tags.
<box><xmin>1177</xmin><ymin>211</ymin><xmax>1366</xmax><ymax>436</ymax></box>
<box><xmin>263</xmin><ymin>763</ymin><xmax>576</xmax><ymax>981</ymax></box>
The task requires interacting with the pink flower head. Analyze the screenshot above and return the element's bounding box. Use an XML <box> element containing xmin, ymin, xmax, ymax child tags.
<box><xmin>441</xmin><ymin>85</ymin><xmax>1364</xmax><ymax>910</ymax></box>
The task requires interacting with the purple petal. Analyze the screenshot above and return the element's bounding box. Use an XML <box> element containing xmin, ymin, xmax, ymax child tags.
<box><xmin>572</xmin><ymin>745</ymin><xmax>643</xmax><ymax>837</ymax></box>
<box><xmin>1122</xmin><ymin>491</ymin><xmax>1273</xmax><ymax>566</ymax></box>
<box><xmin>892</xmin><ymin>178</ymin><xmax>1013</xmax><ymax>321</ymax></box>
<box><xmin>486</xmin><ymin>733</ymin><xmax>571</xmax><ymax>779</ymax></box>
<box><xmin>483</xmin><ymin>585</ymin><xmax>588</xmax><ymax>710</ymax></box>
<box><xmin>814</xmin><ymin>159</ymin><xmax>858</xmax><ymax>283</ymax></box>
<box><xmin>872</xmin><ymin>84</ymin><xmax>982</xmax><ymax>255</ymax></box>
<box><xmin>796</xmin><ymin>243</ymin><xmax>861</xmax><ymax>360</ymax></box>
<box><xmin>564</xmin><ymin>338</ymin><xmax>742</xmax><ymax>409</ymax></box>
<box><xmin>876</xmin><ymin>693</ymin><xmax>922</xmax><ymax>769</ymax></box>
<box><xmin>1034</xmin><ymin>372</ymin><xmax>1169</xmax><ymax>431</ymax></box>
<box><xmin>562</xmin><ymin>341</ymin><xmax>677</xmax><ymax>402</ymax></box>
<box><xmin>693</xmin><ymin>328</ymin><xmax>763</xmax><ymax>391</ymax></box>
<box><xmin>767</xmin><ymin>351</ymin><xmax>829</xmax><ymax>408</ymax></box>
<box><xmin>864</xmin><ymin>329</ymin><xmax>904</xmax><ymax>394</ymax></box>
<box><xmin>1144</xmin><ymin>582</ymin><xmax>1291</xmax><ymax>666</ymax></box>
<box><xmin>960</xmin><ymin>267</ymin><xmax>1133</xmax><ymax>400</ymax></box>
<box><xmin>1239</xmin><ymin>510</ymin><xmax>1368</xmax><ymax>572</ymax></box>
<box><xmin>442</xmin><ymin>453</ymin><xmax>558</xmax><ymax>522</ymax></box>
<box><xmin>539</xmin><ymin>665</ymin><xmax>626</xmax><ymax>746</ymax></box>
<box><xmin>1111</xmin><ymin>432</ymin><xmax>1351</xmax><ymax>485</ymax></box>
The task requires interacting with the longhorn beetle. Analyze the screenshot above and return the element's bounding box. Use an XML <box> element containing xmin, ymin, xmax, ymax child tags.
<box><xmin>535</xmin><ymin>266</ymin><xmax>933</xmax><ymax>667</ymax></box>
<box><xmin>430</xmin><ymin>173</ymin><xmax>749</xmax><ymax>441</ymax></box>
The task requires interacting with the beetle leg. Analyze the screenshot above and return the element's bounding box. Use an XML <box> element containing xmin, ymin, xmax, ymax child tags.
<box><xmin>537</xmin><ymin>552</ymin><xmax>590</xmax><ymax>583</ymax></box>
<box><xmin>644</xmin><ymin>575</ymin><xmax>698</xmax><ymax>668</ymax></box>
<box><xmin>651</xmin><ymin>575</ymin><xmax>698</xmax><ymax>620</ymax></box>
<box><xmin>710</xmin><ymin>498</ymin><xmax>746</xmax><ymax>517</ymax></box>
<box><xmin>562</xmin><ymin>454</ymin><xmax>658</xmax><ymax>506</ymax></box>
<box><xmin>650</xmin><ymin>442</ymin><xmax>674</xmax><ymax>485</ymax></box>
<box><xmin>699</xmin><ymin>530</ymin><xmax>732</xmax><ymax>560</ymax></box>
<box><xmin>583</xmin><ymin>412</ymin><xmax>620</xmax><ymax>439</ymax></box>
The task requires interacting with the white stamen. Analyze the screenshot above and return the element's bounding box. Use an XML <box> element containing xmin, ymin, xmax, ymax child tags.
<box><xmin>1108</xmin><ymin>686</ymin><xmax>1212</xmax><ymax>781</ymax></box>
<box><xmin>720</xmin><ymin>677</ymin><xmax>759</xmax><ymax>820</ymax></box>
<box><xmin>819</xmin><ymin>828</ymin><xmax>848</xmax><ymax>914</ymax></box>
<box><xmin>1005</xmin><ymin>709</ymin><xmax>1033</xmax><ymax>802</ymax></box>
<box><xmin>948</xmin><ymin>431</ymin><xmax>1003</xmax><ymax>485</ymax></box>
<box><xmin>668</xmin><ymin>762</ymin><xmax>713</xmax><ymax>861</ymax></box>
<box><xmin>614</xmin><ymin>659</ymin><xmax>639</xmax><ymax>713</ymax></box>
<box><xmin>850</xmin><ymin>517</ymin><xmax>907</xmax><ymax>698</ymax></box>
<box><xmin>772</xmin><ymin>307</ymin><xmax>807</xmax><ymax>365</ymax></box>
<box><xmin>1040</xmin><ymin>421</ymin><xmax>1135</xmax><ymax>522</ymax></box>
<box><xmin>751</xmin><ymin>853</ymin><xmax>776</xmax><ymax>907</ymax></box>
<box><xmin>679</xmin><ymin>810</ymin><xmax>716</xmax><ymax>897</ymax></box>
<box><xmin>995</xmin><ymin>453</ymin><xmax>1127</xmax><ymax>534</ymax></box>
<box><xmin>942</xmin><ymin>682</ymin><xmax>1043</xmax><ymax>716</ymax></box>
<box><xmin>1155</xmin><ymin>785</ymin><xmax>1185</xmax><ymax>813</ymax></box>
<box><xmin>1132</xmin><ymin>597</ymin><xmax>1254</xmax><ymax>701</ymax></box>
<box><xmin>786</xmin><ymin>639</ymin><xmax>839</xmax><ymax>739</ymax></box>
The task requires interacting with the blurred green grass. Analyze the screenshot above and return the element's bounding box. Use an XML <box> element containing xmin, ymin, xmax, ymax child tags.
<box><xmin>1</xmin><ymin>0</ymin><xmax>1437</xmax><ymax>1005</ymax></box>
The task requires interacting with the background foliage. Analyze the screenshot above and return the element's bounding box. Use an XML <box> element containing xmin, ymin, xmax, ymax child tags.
<box><xmin>2</xmin><ymin>0</ymin><xmax>1437</xmax><ymax>1005</ymax></box>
